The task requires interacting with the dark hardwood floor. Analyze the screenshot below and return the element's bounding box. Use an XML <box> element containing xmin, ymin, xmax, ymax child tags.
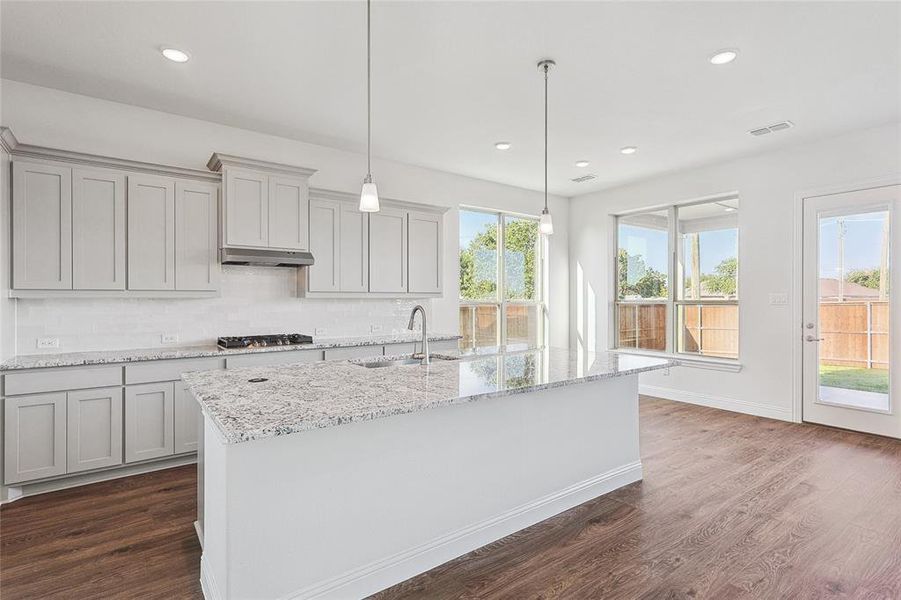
<box><xmin>2</xmin><ymin>397</ymin><xmax>899</xmax><ymax>599</ymax></box>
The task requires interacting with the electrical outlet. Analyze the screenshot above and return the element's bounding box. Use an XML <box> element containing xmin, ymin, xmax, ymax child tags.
<box><xmin>37</xmin><ymin>337</ymin><xmax>59</xmax><ymax>349</ymax></box>
<box><xmin>161</xmin><ymin>333</ymin><xmax>179</xmax><ymax>344</ymax></box>
<box><xmin>370</xmin><ymin>324</ymin><xmax>383</xmax><ymax>334</ymax></box>
<box><xmin>314</xmin><ymin>328</ymin><xmax>328</xmax><ymax>336</ymax></box>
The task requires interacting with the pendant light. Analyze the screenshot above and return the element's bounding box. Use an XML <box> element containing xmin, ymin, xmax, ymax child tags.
<box><xmin>359</xmin><ymin>0</ymin><xmax>380</xmax><ymax>212</ymax></box>
<box><xmin>537</xmin><ymin>59</ymin><xmax>555</xmax><ymax>235</ymax></box>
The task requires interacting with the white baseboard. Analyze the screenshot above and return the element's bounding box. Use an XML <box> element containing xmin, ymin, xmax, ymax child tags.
<box><xmin>200</xmin><ymin>555</ymin><xmax>224</xmax><ymax>600</ymax></box>
<box><xmin>640</xmin><ymin>384</ymin><xmax>793</xmax><ymax>422</ymax></box>
<box><xmin>278</xmin><ymin>461</ymin><xmax>642</xmax><ymax>600</ymax></box>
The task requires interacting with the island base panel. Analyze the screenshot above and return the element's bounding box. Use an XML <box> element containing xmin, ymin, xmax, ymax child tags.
<box><xmin>200</xmin><ymin>374</ymin><xmax>641</xmax><ymax>599</ymax></box>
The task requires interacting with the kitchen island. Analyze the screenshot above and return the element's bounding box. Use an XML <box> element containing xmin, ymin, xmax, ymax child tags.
<box><xmin>183</xmin><ymin>348</ymin><xmax>674</xmax><ymax>600</ymax></box>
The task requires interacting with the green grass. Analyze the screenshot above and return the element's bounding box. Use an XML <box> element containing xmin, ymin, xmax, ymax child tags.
<box><xmin>819</xmin><ymin>365</ymin><xmax>889</xmax><ymax>394</ymax></box>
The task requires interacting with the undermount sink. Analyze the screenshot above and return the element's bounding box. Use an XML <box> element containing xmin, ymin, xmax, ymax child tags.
<box><xmin>354</xmin><ymin>355</ymin><xmax>458</xmax><ymax>368</ymax></box>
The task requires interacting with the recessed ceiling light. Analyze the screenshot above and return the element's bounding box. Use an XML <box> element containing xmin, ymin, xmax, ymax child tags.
<box><xmin>709</xmin><ymin>49</ymin><xmax>738</xmax><ymax>65</ymax></box>
<box><xmin>620</xmin><ymin>146</ymin><xmax>638</xmax><ymax>155</ymax></box>
<box><xmin>494</xmin><ymin>142</ymin><xmax>512</xmax><ymax>150</ymax></box>
<box><xmin>161</xmin><ymin>47</ymin><xmax>190</xmax><ymax>63</ymax></box>
<box><xmin>575</xmin><ymin>160</ymin><xmax>590</xmax><ymax>168</ymax></box>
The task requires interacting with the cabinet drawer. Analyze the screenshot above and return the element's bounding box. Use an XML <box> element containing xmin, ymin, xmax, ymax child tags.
<box><xmin>324</xmin><ymin>346</ymin><xmax>385</xmax><ymax>361</ymax></box>
<box><xmin>125</xmin><ymin>358</ymin><xmax>224</xmax><ymax>384</ymax></box>
<box><xmin>4</xmin><ymin>366</ymin><xmax>122</xmax><ymax>396</ymax></box>
<box><xmin>225</xmin><ymin>350</ymin><xmax>322</xmax><ymax>369</ymax></box>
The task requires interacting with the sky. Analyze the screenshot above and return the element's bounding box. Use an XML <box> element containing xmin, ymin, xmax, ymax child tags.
<box><xmin>619</xmin><ymin>224</ymin><xmax>737</xmax><ymax>276</ymax></box>
<box><xmin>819</xmin><ymin>212</ymin><xmax>889</xmax><ymax>279</ymax></box>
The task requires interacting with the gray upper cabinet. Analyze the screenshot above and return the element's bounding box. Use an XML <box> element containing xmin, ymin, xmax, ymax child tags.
<box><xmin>408</xmin><ymin>211</ymin><xmax>443</xmax><ymax>294</ymax></box>
<box><xmin>175</xmin><ymin>180</ymin><xmax>220</xmax><ymax>291</ymax></box>
<box><xmin>224</xmin><ymin>168</ymin><xmax>269</xmax><ymax>247</ymax></box>
<box><xmin>66</xmin><ymin>387</ymin><xmax>123</xmax><ymax>473</ymax></box>
<box><xmin>308</xmin><ymin>197</ymin><xmax>340</xmax><ymax>292</ymax></box>
<box><xmin>269</xmin><ymin>175</ymin><xmax>310</xmax><ymax>250</ymax></box>
<box><xmin>72</xmin><ymin>168</ymin><xmax>126</xmax><ymax>290</ymax></box>
<box><xmin>12</xmin><ymin>160</ymin><xmax>73</xmax><ymax>290</ymax></box>
<box><xmin>4</xmin><ymin>393</ymin><xmax>67</xmax><ymax>484</ymax></box>
<box><xmin>209</xmin><ymin>153</ymin><xmax>317</xmax><ymax>252</ymax></box>
<box><xmin>125</xmin><ymin>382</ymin><xmax>175</xmax><ymax>463</ymax></box>
<box><xmin>128</xmin><ymin>174</ymin><xmax>176</xmax><ymax>290</ymax></box>
<box><xmin>369</xmin><ymin>207</ymin><xmax>408</xmax><ymax>293</ymax></box>
<box><xmin>339</xmin><ymin>202</ymin><xmax>369</xmax><ymax>292</ymax></box>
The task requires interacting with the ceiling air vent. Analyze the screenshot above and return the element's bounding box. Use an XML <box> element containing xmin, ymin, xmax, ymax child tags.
<box><xmin>571</xmin><ymin>174</ymin><xmax>598</xmax><ymax>183</ymax></box>
<box><xmin>749</xmin><ymin>121</ymin><xmax>794</xmax><ymax>136</ymax></box>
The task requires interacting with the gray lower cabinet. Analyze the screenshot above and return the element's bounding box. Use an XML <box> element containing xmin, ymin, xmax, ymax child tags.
<box><xmin>66</xmin><ymin>387</ymin><xmax>123</xmax><ymax>473</ymax></box>
<box><xmin>173</xmin><ymin>381</ymin><xmax>200</xmax><ymax>454</ymax></box>
<box><xmin>125</xmin><ymin>382</ymin><xmax>174</xmax><ymax>463</ymax></box>
<box><xmin>4</xmin><ymin>393</ymin><xmax>68</xmax><ymax>484</ymax></box>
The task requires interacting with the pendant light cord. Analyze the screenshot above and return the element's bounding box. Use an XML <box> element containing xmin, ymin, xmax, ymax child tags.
<box><xmin>543</xmin><ymin>63</ymin><xmax>548</xmax><ymax>212</ymax></box>
<box><xmin>366</xmin><ymin>0</ymin><xmax>372</xmax><ymax>180</ymax></box>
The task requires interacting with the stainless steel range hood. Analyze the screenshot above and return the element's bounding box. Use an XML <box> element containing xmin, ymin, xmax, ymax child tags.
<box><xmin>219</xmin><ymin>248</ymin><xmax>315</xmax><ymax>267</ymax></box>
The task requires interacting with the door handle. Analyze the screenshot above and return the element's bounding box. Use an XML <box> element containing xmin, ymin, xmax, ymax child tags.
<box><xmin>805</xmin><ymin>335</ymin><xmax>824</xmax><ymax>342</ymax></box>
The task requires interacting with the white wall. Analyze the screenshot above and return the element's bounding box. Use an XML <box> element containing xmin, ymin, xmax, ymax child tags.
<box><xmin>569</xmin><ymin>122</ymin><xmax>901</xmax><ymax>420</ymax></box>
<box><xmin>1</xmin><ymin>80</ymin><xmax>569</xmax><ymax>354</ymax></box>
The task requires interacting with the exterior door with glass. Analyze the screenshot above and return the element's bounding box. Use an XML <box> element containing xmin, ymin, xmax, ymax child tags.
<box><xmin>802</xmin><ymin>184</ymin><xmax>899</xmax><ymax>438</ymax></box>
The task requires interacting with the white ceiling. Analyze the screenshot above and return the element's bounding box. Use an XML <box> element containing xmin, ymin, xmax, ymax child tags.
<box><xmin>2</xmin><ymin>1</ymin><xmax>899</xmax><ymax>196</ymax></box>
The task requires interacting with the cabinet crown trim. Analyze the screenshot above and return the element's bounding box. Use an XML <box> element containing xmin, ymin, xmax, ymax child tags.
<box><xmin>1</xmin><ymin>127</ymin><xmax>219</xmax><ymax>182</ymax></box>
<box><xmin>310</xmin><ymin>187</ymin><xmax>450</xmax><ymax>215</ymax></box>
<box><xmin>207</xmin><ymin>153</ymin><xmax>318</xmax><ymax>178</ymax></box>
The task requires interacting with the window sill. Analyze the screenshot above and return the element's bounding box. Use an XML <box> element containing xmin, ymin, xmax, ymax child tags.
<box><xmin>611</xmin><ymin>348</ymin><xmax>743</xmax><ymax>373</ymax></box>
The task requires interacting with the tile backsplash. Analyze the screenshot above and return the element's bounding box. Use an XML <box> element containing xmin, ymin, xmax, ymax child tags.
<box><xmin>15</xmin><ymin>266</ymin><xmax>428</xmax><ymax>354</ymax></box>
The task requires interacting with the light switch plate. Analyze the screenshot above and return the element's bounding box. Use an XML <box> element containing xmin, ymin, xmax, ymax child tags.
<box><xmin>769</xmin><ymin>293</ymin><xmax>788</xmax><ymax>306</ymax></box>
<box><xmin>37</xmin><ymin>337</ymin><xmax>59</xmax><ymax>349</ymax></box>
<box><xmin>161</xmin><ymin>333</ymin><xmax>179</xmax><ymax>344</ymax></box>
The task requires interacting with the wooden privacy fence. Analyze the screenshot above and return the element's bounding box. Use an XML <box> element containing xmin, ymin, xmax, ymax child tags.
<box><xmin>819</xmin><ymin>301</ymin><xmax>889</xmax><ymax>369</ymax></box>
<box><xmin>616</xmin><ymin>300</ymin><xmax>888</xmax><ymax>366</ymax></box>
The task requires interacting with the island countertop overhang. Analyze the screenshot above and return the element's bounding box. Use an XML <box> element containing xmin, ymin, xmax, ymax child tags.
<box><xmin>183</xmin><ymin>348</ymin><xmax>675</xmax><ymax>444</ymax></box>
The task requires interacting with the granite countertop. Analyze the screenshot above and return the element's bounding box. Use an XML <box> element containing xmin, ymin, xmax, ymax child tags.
<box><xmin>0</xmin><ymin>333</ymin><xmax>462</xmax><ymax>371</ymax></box>
<box><xmin>182</xmin><ymin>348</ymin><xmax>676</xmax><ymax>444</ymax></box>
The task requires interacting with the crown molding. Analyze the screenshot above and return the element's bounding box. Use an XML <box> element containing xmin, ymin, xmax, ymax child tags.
<box><xmin>1</xmin><ymin>127</ymin><xmax>219</xmax><ymax>182</ymax></box>
<box><xmin>0</xmin><ymin>127</ymin><xmax>19</xmax><ymax>153</ymax></box>
<box><xmin>207</xmin><ymin>152</ymin><xmax>318</xmax><ymax>178</ymax></box>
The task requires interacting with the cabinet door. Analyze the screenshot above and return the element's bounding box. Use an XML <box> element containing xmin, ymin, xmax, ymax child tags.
<box><xmin>308</xmin><ymin>198</ymin><xmax>340</xmax><ymax>292</ymax></box>
<box><xmin>268</xmin><ymin>175</ymin><xmax>309</xmax><ymax>250</ymax></box>
<box><xmin>408</xmin><ymin>211</ymin><xmax>443</xmax><ymax>294</ymax></box>
<box><xmin>66</xmin><ymin>387</ymin><xmax>123</xmax><ymax>473</ymax></box>
<box><xmin>173</xmin><ymin>381</ymin><xmax>200</xmax><ymax>454</ymax></box>
<box><xmin>128</xmin><ymin>175</ymin><xmax>176</xmax><ymax>290</ymax></box>
<box><xmin>125</xmin><ymin>382</ymin><xmax>174</xmax><ymax>463</ymax></box>
<box><xmin>72</xmin><ymin>168</ymin><xmax>126</xmax><ymax>290</ymax></box>
<box><xmin>4</xmin><ymin>393</ymin><xmax>67</xmax><ymax>484</ymax></box>
<box><xmin>368</xmin><ymin>207</ymin><xmax>408</xmax><ymax>293</ymax></box>
<box><xmin>339</xmin><ymin>202</ymin><xmax>369</xmax><ymax>292</ymax></box>
<box><xmin>12</xmin><ymin>161</ymin><xmax>73</xmax><ymax>290</ymax></box>
<box><xmin>224</xmin><ymin>168</ymin><xmax>268</xmax><ymax>247</ymax></box>
<box><xmin>175</xmin><ymin>180</ymin><xmax>220</xmax><ymax>291</ymax></box>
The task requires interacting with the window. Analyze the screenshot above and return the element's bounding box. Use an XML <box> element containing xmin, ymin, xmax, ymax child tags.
<box><xmin>615</xmin><ymin>197</ymin><xmax>739</xmax><ymax>359</ymax></box>
<box><xmin>459</xmin><ymin>209</ymin><xmax>545</xmax><ymax>350</ymax></box>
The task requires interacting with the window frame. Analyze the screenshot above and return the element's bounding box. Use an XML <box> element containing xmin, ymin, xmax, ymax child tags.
<box><xmin>613</xmin><ymin>195</ymin><xmax>740</xmax><ymax>360</ymax></box>
<box><xmin>459</xmin><ymin>207</ymin><xmax>547</xmax><ymax>350</ymax></box>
